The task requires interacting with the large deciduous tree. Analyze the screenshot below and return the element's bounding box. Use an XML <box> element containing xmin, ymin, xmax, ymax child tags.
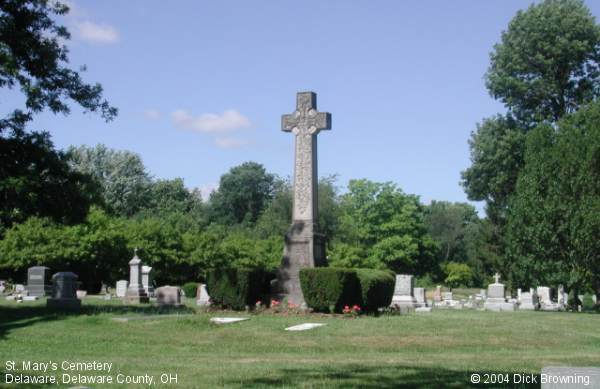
<box><xmin>486</xmin><ymin>0</ymin><xmax>600</xmax><ymax>124</ymax></box>
<box><xmin>209</xmin><ymin>162</ymin><xmax>275</xmax><ymax>225</ymax></box>
<box><xmin>329</xmin><ymin>179</ymin><xmax>435</xmax><ymax>275</ymax></box>
<box><xmin>0</xmin><ymin>0</ymin><xmax>117</xmax><ymax>134</ymax></box>
<box><xmin>67</xmin><ymin>144</ymin><xmax>151</xmax><ymax>217</ymax></box>
<box><xmin>462</xmin><ymin>0</ymin><xmax>600</xmax><ymax>278</ymax></box>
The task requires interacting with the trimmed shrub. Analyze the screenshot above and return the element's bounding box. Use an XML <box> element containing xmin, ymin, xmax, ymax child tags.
<box><xmin>355</xmin><ymin>269</ymin><xmax>395</xmax><ymax>312</ymax></box>
<box><xmin>582</xmin><ymin>293</ymin><xmax>596</xmax><ymax>312</ymax></box>
<box><xmin>206</xmin><ymin>268</ymin><xmax>272</xmax><ymax>310</ymax></box>
<box><xmin>182</xmin><ymin>282</ymin><xmax>198</xmax><ymax>299</ymax></box>
<box><xmin>300</xmin><ymin>268</ymin><xmax>360</xmax><ymax>313</ymax></box>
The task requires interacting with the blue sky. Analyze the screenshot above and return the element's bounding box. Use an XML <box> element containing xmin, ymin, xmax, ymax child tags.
<box><xmin>6</xmin><ymin>0</ymin><xmax>600</xmax><ymax>212</ymax></box>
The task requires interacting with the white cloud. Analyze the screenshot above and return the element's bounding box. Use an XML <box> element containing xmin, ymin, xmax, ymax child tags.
<box><xmin>74</xmin><ymin>21</ymin><xmax>119</xmax><ymax>44</ymax></box>
<box><xmin>171</xmin><ymin>109</ymin><xmax>251</xmax><ymax>133</ymax></box>
<box><xmin>214</xmin><ymin>137</ymin><xmax>250</xmax><ymax>149</ymax></box>
<box><xmin>143</xmin><ymin>109</ymin><xmax>161</xmax><ymax>120</ymax></box>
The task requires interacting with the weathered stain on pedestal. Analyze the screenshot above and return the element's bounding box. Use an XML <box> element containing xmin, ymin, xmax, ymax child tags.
<box><xmin>273</xmin><ymin>91</ymin><xmax>331</xmax><ymax>305</ymax></box>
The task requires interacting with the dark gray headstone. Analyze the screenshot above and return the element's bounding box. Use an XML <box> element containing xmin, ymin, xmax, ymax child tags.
<box><xmin>26</xmin><ymin>266</ymin><xmax>53</xmax><ymax>297</ymax></box>
<box><xmin>47</xmin><ymin>272</ymin><xmax>81</xmax><ymax>309</ymax></box>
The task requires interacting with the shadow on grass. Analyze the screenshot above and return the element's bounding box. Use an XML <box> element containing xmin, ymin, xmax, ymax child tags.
<box><xmin>228</xmin><ymin>364</ymin><xmax>540</xmax><ymax>389</ymax></box>
<box><xmin>0</xmin><ymin>303</ymin><xmax>194</xmax><ymax>339</ymax></box>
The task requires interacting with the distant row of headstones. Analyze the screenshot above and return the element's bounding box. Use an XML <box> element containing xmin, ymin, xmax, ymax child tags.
<box><xmin>2</xmin><ymin>251</ymin><xmax>211</xmax><ymax>309</ymax></box>
<box><xmin>389</xmin><ymin>273</ymin><xmax>594</xmax><ymax>313</ymax></box>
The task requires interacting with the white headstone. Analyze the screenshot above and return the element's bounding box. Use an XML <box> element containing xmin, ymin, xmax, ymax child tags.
<box><xmin>141</xmin><ymin>265</ymin><xmax>154</xmax><ymax>297</ymax></box>
<box><xmin>413</xmin><ymin>287</ymin><xmax>426</xmax><ymax>307</ymax></box>
<box><xmin>196</xmin><ymin>284</ymin><xmax>210</xmax><ymax>306</ymax></box>
<box><xmin>116</xmin><ymin>280</ymin><xmax>128</xmax><ymax>298</ymax></box>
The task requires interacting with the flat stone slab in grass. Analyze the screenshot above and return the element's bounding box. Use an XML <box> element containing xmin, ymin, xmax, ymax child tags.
<box><xmin>111</xmin><ymin>314</ymin><xmax>193</xmax><ymax>322</ymax></box>
<box><xmin>415</xmin><ymin>307</ymin><xmax>432</xmax><ymax>313</ymax></box>
<box><xmin>285</xmin><ymin>323</ymin><xmax>326</xmax><ymax>331</ymax></box>
<box><xmin>210</xmin><ymin>317</ymin><xmax>249</xmax><ymax>324</ymax></box>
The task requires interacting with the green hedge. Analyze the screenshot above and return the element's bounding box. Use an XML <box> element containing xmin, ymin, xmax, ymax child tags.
<box><xmin>182</xmin><ymin>282</ymin><xmax>198</xmax><ymax>299</ymax></box>
<box><xmin>300</xmin><ymin>268</ymin><xmax>396</xmax><ymax>313</ymax></box>
<box><xmin>582</xmin><ymin>293</ymin><xmax>596</xmax><ymax>312</ymax></box>
<box><xmin>355</xmin><ymin>269</ymin><xmax>395</xmax><ymax>312</ymax></box>
<box><xmin>299</xmin><ymin>268</ymin><xmax>360</xmax><ymax>313</ymax></box>
<box><xmin>206</xmin><ymin>268</ymin><xmax>272</xmax><ymax>310</ymax></box>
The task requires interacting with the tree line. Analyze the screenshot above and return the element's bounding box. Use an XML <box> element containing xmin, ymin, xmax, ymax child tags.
<box><xmin>1</xmin><ymin>1</ymin><xmax>598</xmax><ymax>301</ymax></box>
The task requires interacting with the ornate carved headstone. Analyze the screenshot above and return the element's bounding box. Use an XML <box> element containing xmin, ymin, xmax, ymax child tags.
<box><xmin>273</xmin><ymin>92</ymin><xmax>331</xmax><ymax>305</ymax></box>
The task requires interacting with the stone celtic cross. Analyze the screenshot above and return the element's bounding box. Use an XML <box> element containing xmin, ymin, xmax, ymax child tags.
<box><xmin>274</xmin><ymin>91</ymin><xmax>331</xmax><ymax>305</ymax></box>
<box><xmin>282</xmin><ymin>91</ymin><xmax>331</xmax><ymax>223</ymax></box>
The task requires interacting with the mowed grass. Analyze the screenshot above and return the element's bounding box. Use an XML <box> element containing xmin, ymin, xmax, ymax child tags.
<box><xmin>1</xmin><ymin>298</ymin><xmax>599</xmax><ymax>388</ymax></box>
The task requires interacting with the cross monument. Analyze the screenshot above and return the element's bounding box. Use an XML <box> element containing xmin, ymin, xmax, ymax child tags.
<box><xmin>273</xmin><ymin>92</ymin><xmax>331</xmax><ymax>305</ymax></box>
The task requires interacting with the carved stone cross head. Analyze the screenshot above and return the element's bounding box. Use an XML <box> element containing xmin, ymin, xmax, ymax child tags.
<box><xmin>282</xmin><ymin>92</ymin><xmax>331</xmax><ymax>135</ymax></box>
<box><xmin>494</xmin><ymin>273</ymin><xmax>501</xmax><ymax>284</ymax></box>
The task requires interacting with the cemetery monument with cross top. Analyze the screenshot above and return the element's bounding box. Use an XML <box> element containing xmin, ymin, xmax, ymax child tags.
<box><xmin>272</xmin><ymin>91</ymin><xmax>332</xmax><ymax>306</ymax></box>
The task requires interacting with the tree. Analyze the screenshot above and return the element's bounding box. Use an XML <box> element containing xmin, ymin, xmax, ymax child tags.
<box><xmin>506</xmin><ymin>102</ymin><xmax>600</xmax><ymax>302</ymax></box>
<box><xmin>486</xmin><ymin>0</ymin><xmax>600</xmax><ymax>124</ymax></box>
<box><xmin>330</xmin><ymin>180</ymin><xmax>435</xmax><ymax>275</ymax></box>
<box><xmin>443</xmin><ymin>262</ymin><xmax>474</xmax><ymax>288</ymax></box>
<box><xmin>462</xmin><ymin>0</ymin><xmax>600</xmax><ymax>277</ymax></box>
<box><xmin>424</xmin><ymin>201</ymin><xmax>479</xmax><ymax>263</ymax></box>
<box><xmin>67</xmin><ymin>144</ymin><xmax>151</xmax><ymax>217</ymax></box>
<box><xmin>461</xmin><ymin>115</ymin><xmax>527</xmax><ymax>225</ymax></box>
<box><xmin>209</xmin><ymin>162</ymin><xmax>275</xmax><ymax>225</ymax></box>
<box><xmin>142</xmin><ymin>178</ymin><xmax>204</xmax><ymax>216</ymax></box>
<box><xmin>1</xmin><ymin>0</ymin><xmax>117</xmax><ymax>134</ymax></box>
<box><xmin>0</xmin><ymin>0</ymin><xmax>116</xmax><ymax>231</ymax></box>
<box><xmin>0</xmin><ymin>131</ymin><xmax>99</xmax><ymax>233</ymax></box>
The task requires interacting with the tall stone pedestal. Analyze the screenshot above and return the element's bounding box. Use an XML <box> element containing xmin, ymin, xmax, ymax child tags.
<box><xmin>125</xmin><ymin>250</ymin><xmax>149</xmax><ymax>304</ymax></box>
<box><xmin>273</xmin><ymin>222</ymin><xmax>327</xmax><ymax>305</ymax></box>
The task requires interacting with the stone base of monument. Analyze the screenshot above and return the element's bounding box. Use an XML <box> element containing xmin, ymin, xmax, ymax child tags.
<box><xmin>518</xmin><ymin>302</ymin><xmax>539</xmax><ymax>310</ymax></box>
<box><xmin>125</xmin><ymin>294</ymin><xmax>150</xmax><ymax>304</ymax></box>
<box><xmin>540</xmin><ymin>302</ymin><xmax>562</xmax><ymax>311</ymax></box>
<box><xmin>272</xmin><ymin>222</ymin><xmax>327</xmax><ymax>306</ymax></box>
<box><xmin>390</xmin><ymin>295</ymin><xmax>417</xmax><ymax>309</ymax></box>
<box><xmin>47</xmin><ymin>298</ymin><xmax>81</xmax><ymax>310</ymax></box>
<box><xmin>484</xmin><ymin>298</ymin><xmax>516</xmax><ymax>312</ymax></box>
<box><xmin>125</xmin><ymin>286</ymin><xmax>149</xmax><ymax>304</ymax></box>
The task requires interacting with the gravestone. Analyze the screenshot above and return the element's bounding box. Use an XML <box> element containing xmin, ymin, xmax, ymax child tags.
<box><xmin>272</xmin><ymin>92</ymin><xmax>332</xmax><ymax>305</ymax></box>
<box><xmin>0</xmin><ymin>280</ymin><xmax>6</xmax><ymax>294</ymax></box>
<box><xmin>519</xmin><ymin>288</ymin><xmax>539</xmax><ymax>310</ymax></box>
<box><xmin>26</xmin><ymin>266</ymin><xmax>53</xmax><ymax>297</ymax></box>
<box><xmin>442</xmin><ymin>291</ymin><xmax>453</xmax><ymax>301</ymax></box>
<box><xmin>141</xmin><ymin>265</ymin><xmax>154</xmax><ymax>297</ymax></box>
<box><xmin>116</xmin><ymin>280</ymin><xmax>128</xmax><ymax>298</ymax></box>
<box><xmin>433</xmin><ymin>285</ymin><xmax>442</xmax><ymax>302</ymax></box>
<box><xmin>125</xmin><ymin>250</ymin><xmax>149</xmax><ymax>304</ymax></box>
<box><xmin>196</xmin><ymin>284</ymin><xmax>210</xmax><ymax>306</ymax></box>
<box><xmin>390</xmin><ymin>274</ymin><xmax>417</xmax><ymax>308</ymax></box>
<box><xmin>14</xmin><ymin>284</ymin><xmax>26</xmax><ymax>294</ymax></box>
<box><xmin>47</xmin><ymin>272</ymin><xmax>81</xmax><ymax>309</ymax></box>
<box><xmin>155</xmin><ymin>286</ymin><xmax>182</xmax><ymax>306</ymax></box>
<box><xmin>414</xmin><ymin>287</ymin><xmax>426</xmax><ymax>307</ymax></box>
<box><xmin>484</xmin><ymin>273</ymin><xmax>515</xmax><ymax>311</ymax></box>
<box><xmin>537</xmin><ymin>286</ymin><xmax>551</xmax><ymax>304</ymax></box>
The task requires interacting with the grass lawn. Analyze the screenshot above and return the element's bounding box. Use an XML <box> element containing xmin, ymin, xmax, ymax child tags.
<box><xmin>1</xmin><ymin>298</ymin><xmax>599</xmax><ymax>388</ymax></box>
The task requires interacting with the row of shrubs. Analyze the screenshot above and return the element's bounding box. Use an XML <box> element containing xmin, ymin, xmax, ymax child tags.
<box><xmin>200</xmin><ymin>267</ymin><xmax>395</xmax><ymax>313</ymax></box>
